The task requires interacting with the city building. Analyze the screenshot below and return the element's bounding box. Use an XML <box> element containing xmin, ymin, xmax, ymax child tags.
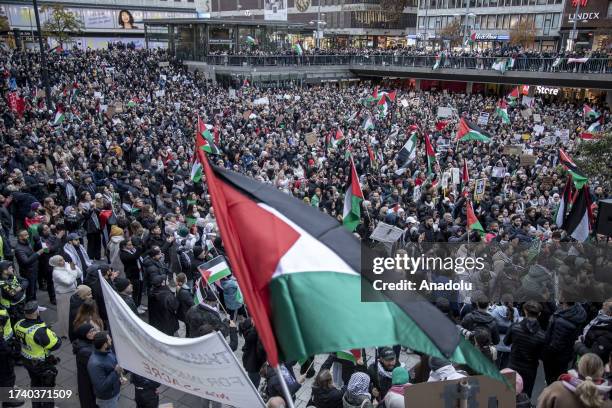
<box><xmin>0</xmin><ymin>0</ymin><xmax>196</xmax><ymax>49</ymax></box>
<box><xmin>209</xmin><ymin>0</ymin><xmax>419</xmax><ymax>48</ymax></box>
<box><xmin>416</xmin><ymin>0</ymin><xmax>566</xmax><ymax>50</ymax></box>
<box><xmin>559</xmin><ymin>0</ymin><xmax>612</xmax><ymax>51</ymax></box>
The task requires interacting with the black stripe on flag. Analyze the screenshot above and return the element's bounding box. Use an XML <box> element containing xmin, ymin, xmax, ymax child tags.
<box><xmin>562</xmin><ymin>186</ymin><xmax>588</xmax><ymax>237</ymax></box>
<box><xmin>210</xmin><ymin>164</ymin><xmax>462</xmax><ymax>358</ymax></box>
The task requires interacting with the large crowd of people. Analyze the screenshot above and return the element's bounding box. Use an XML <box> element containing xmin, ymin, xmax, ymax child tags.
<box><xmin>0</xmin><ymin>45</ymin><xmax>611</xmax><ymax>408</ymax></box>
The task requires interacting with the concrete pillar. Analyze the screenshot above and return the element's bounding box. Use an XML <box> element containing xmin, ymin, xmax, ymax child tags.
<box><xmin>607</xmin><ymin>91</ymin><xmax>612</xmax><ymax>107</ymax></box>
<box><xmin>415</xmin><ymin>79</ymin><xmax>421</xmax><ymax>90</ymax></box>
<box><xmin>466</xmin><ymin>81</ymin><xmax>473</xmax><ymax>94</ymax></box>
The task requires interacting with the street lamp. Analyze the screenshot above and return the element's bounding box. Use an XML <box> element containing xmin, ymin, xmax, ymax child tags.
<box><xmin>309</xmin><ymin>17</ymin><xmax>326</xmax><ymax>49</ymax></box>
<box><xmin>455</xmin><ymin>11</ymin><xmax>475</xmax><ymax>48</ymax></box>
<box><xmin>32</xmin><ymin>0</ymin><xmax>52</xmax><ymax>110</ymax></box>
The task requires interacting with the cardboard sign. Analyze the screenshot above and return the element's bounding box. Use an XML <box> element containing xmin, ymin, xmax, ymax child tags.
<box><xmin>370</xmin><ymin>222</ymin><xmax>404</xmax><ymax>243</ymax></box>
<box><xmin>541</xmin><ymin>176</ymin><xmax>554</xmax><ymax>190</ymax></box>
<box><xmin>492</xmin><ymin>166</ymin><xmax>505</xmax><ymax>178</ymax></box>
<box><xmin>533</xmin><ymin>113</ymin><xmax>541</xmax><ymax>123</ymax></box>
<box><xmin>451</xmin><ymin>167</ymin><xmax>460</xmax><ymax>185</ymax></box>
<box><xmin>437</xmin><ymin>107</ymin><xmax>453</xmax><ymax>118</ymax></box>
<box><xmin>477</xmin><ymin>112</ymin><xmax>490</xmax><ymax>126</ymax></box>
<box><xmin>520</xmin><ymin>108</ymin><xmax>532</xmax><ymax>119</ymax></box>
<box><xmin>400</xmin><ymin>99</ymin><xmax>409</xmax><ymax>108</ymax></box>
<box><xmin>404</xmin><ymin>375</ymin><xmax>515</xmax><ymax>408</ymax></box>
<box><xmin>305</xmin><ymin>132</ymin><xmax>317</xmax><ymax>145</ymax></box>
<box><xmin>229</xmin><ymin>89</ymin><xmax>236</xmax><ymax>99</ymax></box>
<box><xmin>520</xmin><ymin>154</ymin><xmax>536</xmax><ymax>167</ymax></box>
<box><xmin>503</xmin><ymin>145</ymin><xmax>522</xmax><ymax>156</ymax></box>
<box><xmin>533</xmin><ymin>124</ymin><xmax>545</xmax><ymax>136</ymax></box>
<box><xmin>474</xmin><ymin>178</ymin><xmax>486</xmax><ymax>202</ymax></box>
<box><xmin>158</xmin><ymin>61</ymin><xmax>170</xmax><ymax>67</ymax></box>
<box><xmin>36</xmin><ymin>89</ymin><xmax>46</xmax><ymax>98</ymax></box>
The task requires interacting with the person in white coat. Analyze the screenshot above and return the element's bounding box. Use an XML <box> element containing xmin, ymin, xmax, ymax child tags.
<box><xmin>427</xmin><ymin>357</ymin><xmax>467</xmax><ymax>382</ymax></box>
<box><xmin>50</xmin><ymin>254</ymin><xmax>83</xmax><ymax>339</ymax></box>
<box><xmin>107</xmin><ymin>226</ymin><xmax>125</xmax><ymax>277</ymax></box>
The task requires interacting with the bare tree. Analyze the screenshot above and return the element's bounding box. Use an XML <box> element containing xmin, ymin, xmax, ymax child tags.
<box><xmin>42</xmin><ymin>4</ymin><xmax>84</xmax><ymax>47</ymax></box>
<box><xmin>509</xmin><ymin>19</ymin><xmax>536</xmax><ymax>49</ymax></box>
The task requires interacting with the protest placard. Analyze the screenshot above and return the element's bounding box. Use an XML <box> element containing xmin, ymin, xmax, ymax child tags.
<box><xmin>533</xmin><ymin>124</ymin><xmax>545</xmax><ymax>135</ymax></box>
<box><xmin>369</xmin><ymin>222</ymin><xmax>404</xmax><ymax>243</ymax></box>
<box><xmin>101</xmin><ymin>276</ymin><xmax>264</xmax><ymax>408</ymax></box>
<box><xmin>503</xmin><ymin>145</ymin><xmax>522</xmax><ymax>155</ymax></box>
<box><xmin>520</xmin><ymin>154</ymin><xmax>536</xmax><ymax>167</ymax></box>
<box><xmin>158</xmin><ymin>61</ymin><xmax>170</xmax><ymax>67</ymax></box>
<box><xmin>305</xmin><ymin>132</ymin><xmax>317</xmax><ymax>145</ymax></box>
<box><xmin>437</xmin><ymin>107</ymin><xmax>452</xmax><ymax>118</ymax></box>
<box><xmin>477</xmin><ymin>112</ymin><xmax>490</xmax><ymax>126</ymax></box>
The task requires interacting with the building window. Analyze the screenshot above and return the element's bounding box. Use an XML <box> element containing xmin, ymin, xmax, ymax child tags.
<box><xmin>608</xmin><ymin>0</ymin><xmax>612</xmax><ymax>17</ymax></box>
<box><xmin>535</xmin><ymin>13</ymin><xmax>543</xmax><ymax>28</ymax></box>
<box><xmin>552</xmin><ymin>13</ymin><xmax>559</xmax><ymax>27</ymax></box>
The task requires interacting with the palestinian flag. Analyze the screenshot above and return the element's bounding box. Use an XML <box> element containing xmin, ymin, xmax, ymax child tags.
<box><xmin>331</xmin><ymin>129</ymin><xmax>345</xmax><ymax>149</ymax></box>
<box><xmin>198</xmin><ymin>256</ymin><xmax>231</xmax><ymax>284</ymax></box>
<box><xmin>292</xmin><ymin>43</ymin><xmax>303</xmax><ymax>56</ymax></box>
<box><xmin>492</xmin><ymin>58</ymin><xmax>510</xmax><ymax>74</ymax></box>
<box><xmin>433</xmin><ymin>52</ymin><xmax>445</xmax><ymax>70</ymax></box>
<box><xmin>193</xmin><ymin>278</ymin><xmax>205</xmax><ymax>305</ymax></box>
<box><xmin>496</xmin><ymin>99</ymin><xmax>510</xmax><ymax>124</ymax></box>
<box><xmin>372</xmin><ymin>87</ymin><xmax>378</xmax><ymax>99</ymax></box>
<box><xmin>455</xmin><ymin>118</ymin><xmax>491</xmax><ymax>143</ymax></box>
<box><xmin>362</xmin><ymin>116</ymin><xmax>374</xmax><ymax>131</ymax></box>
<box><xmin>378</xmin><ymin>94</ymin><xmax>389</xmax><ymax>117</ymax></box>
<box><xmin>395</xmin><ymin>131</ymin><xmax>418</xmax><ymax>174</ymax></box>
<box><xmin>382</xmin><ymin>90</ymin><xmax>396</xmax><ymax>102</ymax></box>
<box><xmin>587</xmin><ymin>116</ymin><xmax>603</xmax><ymax>133</ymax></box>
<box><xmin>435</xmin><ymin>121</ymin><xmax>448</xmax><ymax>131</ymax></box>
<box><xmin>336</xmin><ymin>349</ymin><xmax>361</xmax><ymax>364</ymax></box>
<box><xmin>190</xmin><ymin>161</ymin><xmax>203</xmax><ymax>183</ymax></box>
<box><xmin>196</xmin><ymin>116</ymin><xmax>221</xmax><ymax>155</ymax></box>
<box><xmin>127</xmin><ymin>97</ymin><xmax>138</xmax><ymax>108</ymax></box>
<box><xmin>559</xmin><ymin>148</ymin><xmax>587</xmax><ymax>189</ymax></box>
<box><xmin>53</xmin><ymin>106</ymin><xmax>65</xmax><ymax>126</ymax></box>
<box><xmin>552</xmin><ymin>57</ymin><xmax>563</xmax><ymax>68</ymax></box>
<box><xmin>245</xmin><ymin>36</ymin><xmax>257</xmax><ymax>46</ymax></box>
<box><xmin>367</xmin><ymin>144</ymin><xmax>378</xmax><ymax>170</ymax></box>
<box><xmin>555</xmin><ymin>176</ymin><xmax>572</xmax><ymax>228</ymax></box>
<box><xmin>70</xmin><ymin>83</ymin><xmax>80</xmax><ymax>104</ymax></box>
<box><xmin>50</xmin><ymin>45</ymin><xmax>63</xmax><ymax>54</ymax></box>
<box><xmin>562</xmin><ymin>185</ymin><xmax>591</xmax><ymax>242</ymax></box>
<box><xmin>460</xmin><ymin>158</ymin><xmax>470</xmax><ymax>196</ymax></box>
<box><xmin>424</xmin><ymin>133</ymin><xmax>436</xmax><ymax>176</ymax></box>
<box><xmin>583</xmin><ymin>104</ymin><xmax>599</xmax><ymax>120</ymax></box>
<box><xmin>197</xmin><ymin>150</ymin><xmax>504</xmax><ymax>382</ymax></box>
<box><xmin>466</xmin><ymin>200</ymin><xmax>485</xmax><ymax>237</ymax></box>
<box><xmin>343</xmin><ymin>158</ymin><xmax>364</xmax><ymax>232</ymax></box>
<box><xmin>579</xmin><ymin>132</ymin><xmax>601</xmax><ymax>140</ymax></box>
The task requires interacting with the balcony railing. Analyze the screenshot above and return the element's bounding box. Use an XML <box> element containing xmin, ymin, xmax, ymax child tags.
<box><xmin>190</xmin><ymin>54</ymin><xmax>611</xmax><ymax>74</ymax></box>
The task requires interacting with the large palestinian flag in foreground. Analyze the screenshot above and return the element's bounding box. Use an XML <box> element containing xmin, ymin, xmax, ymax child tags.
<box><xmin>455</xmin><ymin>118</ymin><xmax>491</xmax><ymax>143</ymax></box>
<box><xmin>197</xmin><ymin>150</ymin><xmax>503</xmax><ymax>382</ymax></box>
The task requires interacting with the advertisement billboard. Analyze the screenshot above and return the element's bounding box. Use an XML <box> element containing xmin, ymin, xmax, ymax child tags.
<box><xmin>264</xmin><ymin>0</ymin><xmax>287</xmax><ymax>21</ymax></box>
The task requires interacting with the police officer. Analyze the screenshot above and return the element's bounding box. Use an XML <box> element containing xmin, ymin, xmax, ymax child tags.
<box><xmin>0</xmin><ymin>305</ymin><xmax>24</xmax><ymax>407</ymax></box>
<box><xmin>14</xmin><ymin>301</ymin><xmax>61</xmax><ymax>408</ymax></box>
<box><xmin>0</xmin><ymin>261</ymin><xmax>28</xmax><ymax>325</ymax></box>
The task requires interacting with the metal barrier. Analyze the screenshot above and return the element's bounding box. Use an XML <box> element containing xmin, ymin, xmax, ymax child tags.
<box><xmin>195</xmin><ymin>54</ymin><xmax>611</xmax><ymax>74</ymax></box>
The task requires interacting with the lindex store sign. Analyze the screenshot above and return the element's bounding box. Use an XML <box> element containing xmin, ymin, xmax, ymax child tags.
<box><xmin>562</xmin><ymin>0</ymin><xmax>611</xmax><ymax>28</ymax></box>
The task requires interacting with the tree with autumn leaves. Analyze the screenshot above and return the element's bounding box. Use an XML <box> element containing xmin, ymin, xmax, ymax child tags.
<box><xmin>509</xmin><ymin>19</ymin><xmax>537</xmax><ymax>48</ymax></box>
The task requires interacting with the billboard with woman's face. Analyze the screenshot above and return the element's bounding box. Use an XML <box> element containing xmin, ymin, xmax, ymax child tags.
<box><xmin>117</xmin><ymin>9</ymin><xmax>138</xmax><ymax>29</ymax></box>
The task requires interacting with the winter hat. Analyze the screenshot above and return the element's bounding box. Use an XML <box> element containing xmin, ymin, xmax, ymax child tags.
<box><xmin>392</xmin><ymin>367</ymin><xmax>410</xmax><ymax>385</ymax></box>
<box><xmin>93</xmin><ymin>332</ymin><xmax>109</xmax><ymax>350</ymax></box>
<box><xmin>48</xmin><ymin>255</ymin><xmax>64</xmax><ymax>268</ymax></box>
<box><xmin>429</xmin><ymin>356</ymin><xmax>450</xmax><ymax>371</ymax></box>
<box><xmin>74</xmin><ymin>323</ymin><xmax>95</xmax><ymax>340</ymax></box>
<box><xmin>177</xmin><ymin>226</ymin><xmax>189</xmax><ymax>238</ymax></box>
<box><xmin>114</xmin><ymin>278</ymin><xmax>130</xmax><ymax>293</ymax></box>
<box><xmin>193</xmin><ymin>246</ymin><xmax>204</xmax><ymax>258</ymax></box>
<box><xmin>76</xmin><ymin>285</ymin><xmax>92</xmax><ymax>299</ymax></box>
<box><xmin>501</xmin><ymin>368</ymin><xmax>523</xmax><ymax>395</ymax></box>
<box><xmin>31</xmin><ymin>202</ymin><xmax>41</xmax><ymax>211</ymax></box>
<box><xmin>110</xmin><ymin>225</ymin><xmax>124</xmax><ymax>238</ymax></box>
<box><xmin>67</xmin><ymin>232</ymin><xmax>80</xmax><ymax>241</ymax></box>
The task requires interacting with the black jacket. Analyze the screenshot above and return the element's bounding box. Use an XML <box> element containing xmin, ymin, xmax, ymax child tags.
<box><xmin>148</xmin><ymin>285</ymin><xmax>179</xmax><ymax>336</ymax></box>
<box><xmin>84</xmin><ymin>265</ymin><xmax>113</xmax><ymax>322</ymax></box>
<box><xmin>119</xmin><ymin>293</ymin><xmax>138</xmax><ymax>315</ymax></box>
<box><xmin>176</xmin><ymin>286</ymin><xmax>193</xmax><ymax>323</ymax></box>
<box><xmin>68</xmin><ymin>294</ymin><xmax>85</xmax><ymax>342</ymax></box>
<box><xmin>240</xmin><ymin>319</ymin><xmax>267</xmax><ymax>373</ymax></box>
<box><xmin>504</xmin><ymin>318</ymin><xmax>546</xmax><ymax>373</ymax></box>
<box><xmin>185</xmin><ymin>302</ymin><xmax>228</xmax><ymax>338</ymax></box>
<box><xmin>72</xmin><ymin>338</ymin><xmax>96</xmax><ymax>408</ymax></box>
<box><xmin>320</xmin><ymin>354</ymin><xmax>368</xmax><ymax>388</ymax></box>
<box><xmin>309</xmin><ymin>385</ymin><xmax>344</xmax><ymax>408</ymax></box>
<box><xmin>119</xmin><ymin>248</ymin><xmax>142</xmax><ymax>281</ymax></box>
<box><xmin>367</xmin><ymin>361</ymin><xmax>399</xmax><ymax>401</ymax></box>
<box><xmin>14</xmin><ymin>240</ymin><xmax>39</xmax><ymax>277</ymax></box>
<box><xmin>576</xmin><ymin>313</ymin><xmax>612</xmax><ymax>361</ymax></box>
<box><xmin>142</xmin><ymin>257</ymin><xmax>169</xmax><ymax>292</ymax></box>
<box><xmin>461</xmin><ymin>309</ymin><xmax>501</xmax><ymax>345</ymax></box>
<box><xmin>543</xmin><ymin>304</ymin><xmax>587</xmax><ymax>362</ymax></box>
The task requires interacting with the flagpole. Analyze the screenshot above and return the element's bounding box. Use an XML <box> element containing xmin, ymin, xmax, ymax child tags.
<box><xmin>206</xmin><ymin>281</ymin><xmax>230</xmax><ymax>317</ymax></box>
<box><xmin>274</xmin><ymin>365</ymin><xmax>296</xmax><ymax>408</ymax></box>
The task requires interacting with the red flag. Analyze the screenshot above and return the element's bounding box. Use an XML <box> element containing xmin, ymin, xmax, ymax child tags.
<box><xmin>435</xmin><ymin>121</ymin><xmax>448</xmax><ymax>131</ymax></box>
<box><xmin>372</xmin><ymin>86</ymin><xmax>378</xmax><ymax>99</ymax></box>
